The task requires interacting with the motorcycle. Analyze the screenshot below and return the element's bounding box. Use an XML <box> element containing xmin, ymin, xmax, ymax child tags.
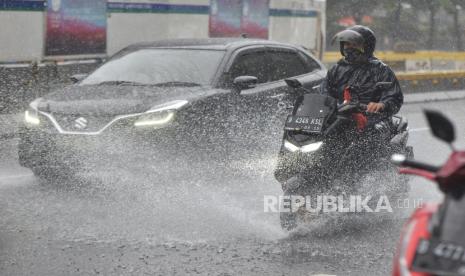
<box><xmin>275</xmin><ymin>78</ymin><xmax>412</xmax><ymax>230</ymax></box>
<box><xmin>391</xmin><ymin>110</ymin><xmax>465</xmax><ymax>276</ymax></box>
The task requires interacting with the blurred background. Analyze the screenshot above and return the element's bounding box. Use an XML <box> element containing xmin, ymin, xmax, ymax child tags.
<box><xmin>326</xmin><ymin>0</ymin><xmax>464</xmax><ymax>52</ymax></box>
<box><xmin>1</xmin><ymin>0</ymin><xmax>465</xmax><ymax>118</ymax></box>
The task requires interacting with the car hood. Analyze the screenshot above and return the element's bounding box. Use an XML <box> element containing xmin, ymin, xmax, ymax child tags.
<box><xmin>37</xmin><ymin>85</ymin><xmax>218</xmax><ymax>115</ymax></box>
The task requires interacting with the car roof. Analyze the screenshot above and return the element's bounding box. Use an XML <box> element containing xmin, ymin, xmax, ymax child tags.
<box><xmin>123</xmin><ymin>38</ymin><xmax>298</xmax><ymax>51</ymax></box>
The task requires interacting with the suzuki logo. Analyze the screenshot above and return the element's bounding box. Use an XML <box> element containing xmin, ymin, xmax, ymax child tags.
<box><xmin>74</xmin><ymin>117</ymin><xmax>88</xmax><ymax>129</ymax></box>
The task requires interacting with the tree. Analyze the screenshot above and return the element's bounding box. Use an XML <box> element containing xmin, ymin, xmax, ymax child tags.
<box><xmin>441</xmin><ymin>0</ymin><xmax>463</xmax><ymax>50</ymax></box>
<box><xmin>326</xmin><ymin>0</ymin><xmax>381</xmax><ymax>25</ymax></box>
<box><xmin>326</xmin><ymin>0</ymin><xmax>382</xmax><ymax>50</ymax></box>
<box><xmin>408</xmin><ymin>0</ymin><xmax>441</xmax><ymax>49</ymax></box>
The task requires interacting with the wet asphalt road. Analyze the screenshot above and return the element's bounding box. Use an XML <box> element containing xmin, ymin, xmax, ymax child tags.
<box><xmin>1</xmin><ymin>99</ymin><xmax>465</xmax><ymax>276</ymax></box>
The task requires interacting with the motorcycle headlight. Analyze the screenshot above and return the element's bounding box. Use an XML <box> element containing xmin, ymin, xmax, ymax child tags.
<box><xmin>134</xmin><ymin>110</ymin><xmax>175</xmax><ymax>128</ymax></box>
<box><xmin>284</xmin><ymin>140</ymin><xmax>323</xmax><ymax>153</ymax></box>
<box><xmin>283</xmin><ymin>140</ymin><xmax>300</xmax><ymax>152</ymax></box>
<box><xmin>300</xmin><ymin>141</ymin><xmax>323</xmax><ymax>153</ymax></box>
<box><xmin>24</xmin><ymin>109</ymin><xmax>40</xmax><ymax>125</ymax></box>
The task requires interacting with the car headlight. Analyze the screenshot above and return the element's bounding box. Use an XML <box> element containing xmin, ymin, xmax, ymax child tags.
<box><xmin>134</xmin><ymin>110</ymin><xmax>175</xmax><ymax>128</ymax></box>
<box><xmin>284</xmin><ymin>140</ymin><xmax>323</xmax><ymax>153</ymax></box>
<box><xmin>133</xmin><ymin>100</ymin><xmax>188</xmax><ymax>128</ymax></box>
<box><xmin>25</xmin><ymin>98</ymin><xmax>42</xmax><ymax>126</ymax></box>
<box><xmin>24</xmin><ymin>109</ymin><xmax>40</xmax><ymax>125</ymax></box>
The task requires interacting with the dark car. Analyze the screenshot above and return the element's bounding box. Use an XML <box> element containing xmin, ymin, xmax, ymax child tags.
<box><xmin>19</xmin><ymin>38</ymin><xmax>326</xmax><ymax>181</ymax></box>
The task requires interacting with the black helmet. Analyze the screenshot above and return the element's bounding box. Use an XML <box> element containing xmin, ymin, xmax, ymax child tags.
<box><xmin>332</xmin><ymin>25</ymin><xmax>376</xmax><ymax>57</ymax></box>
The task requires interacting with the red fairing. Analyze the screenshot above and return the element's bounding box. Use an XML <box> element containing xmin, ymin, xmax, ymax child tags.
<box><xmin>436</xmin><ymin>151</ymin><xmax>465</xmax><ymax>187</ymax></box>
<box><xmin>392</xmin><ymin>203</ymin><xmax>439</xmax><ymax>276</ymax></box>
<box><xmin>352</xmin><ymin>113</ymin><xmax>368</xmax><ymax>131</ymax></box>
<box><xmin>343</xmin><ymin>86</ymin><xmax>351</xmax><ymax>103</ymax></box>
<box><xmin>398</xmin><ymin>168</ymin><xmax>436</xmax><ymax>181</ymax></box>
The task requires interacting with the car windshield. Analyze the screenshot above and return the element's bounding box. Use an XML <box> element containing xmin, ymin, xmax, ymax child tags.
<box><xmin>80</xmin><ymin>49</ymin><xmax>225</xmax><ymax>86</ymax></box>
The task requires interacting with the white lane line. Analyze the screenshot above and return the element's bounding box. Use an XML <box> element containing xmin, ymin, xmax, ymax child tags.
<box><xmin>0</xmin><ymin>173</ymin><xmax>34</xmax><ymax>181</ymax></box>
<box><xmin>410</xmin><ymin>127</ymin><xmax>430</xmax><ymax>132</ymax></box>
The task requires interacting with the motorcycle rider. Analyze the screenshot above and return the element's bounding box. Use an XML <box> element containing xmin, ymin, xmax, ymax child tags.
<box><xmin>321</xmin><ymin>25</ymin><xmax>403</xmax><ymax>133</ymax></box>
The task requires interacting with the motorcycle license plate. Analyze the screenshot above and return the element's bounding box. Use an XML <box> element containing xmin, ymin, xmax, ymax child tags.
<box><xmin>284</xmin><ymin>116</ymin><xmax>323</xmax><ymax>133</ymax></box>
<box><xmin>412</xmin><ymin>238</ymin><xmax>465</xmax><ymax>275</ymax></box>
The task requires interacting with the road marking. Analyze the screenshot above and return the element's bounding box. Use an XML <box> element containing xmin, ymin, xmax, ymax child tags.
<box><xmin>410</xmin><ymin>127</ymin><xmax>430</xmax><ymax>132</ymax></box>
<box><xmin>0</xmin><ymin>173</ymin><xmax>33</xmax><ymax>181</ymax></box>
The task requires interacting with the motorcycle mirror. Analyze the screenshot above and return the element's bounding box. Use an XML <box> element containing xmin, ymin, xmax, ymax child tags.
<box><xmin>391</xmin><ymin>154</ymin><xmax>406</xmax><ymax>166</ymax></box>
<box><xmin>284</xmin><ymin>78</ymin><xmax>303</xmax><ymax>89</ymax></box>
<box><xmin>425</xmin><ymin>109</ymin><xmax>455</xmax><ymax>144</ymax></box>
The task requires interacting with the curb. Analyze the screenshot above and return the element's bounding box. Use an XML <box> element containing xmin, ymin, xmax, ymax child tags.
<box><xmin>404</xmin><ymin>90</ymin><xmax>465</xmax><ymax>104</ymax></box>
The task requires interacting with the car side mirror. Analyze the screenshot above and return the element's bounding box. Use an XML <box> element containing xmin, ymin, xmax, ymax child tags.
<box><xmin>285</xmin><ymin>78</ymin><xmax>303</xmax><ymax>89</ymax></box>
<box><xmin>70</xmin><ymin>74</ymin><xmax>88</xmax><ymax>83</ymax></box>
<box><xmin>425</xmin><ymin>109</ymin><xmax>455</xmax><ymax>144</ymax></box>
<box><xmin>233</xmin><ymin>76</ymin><xmax>258</xmax><ymax>92</ymax></box>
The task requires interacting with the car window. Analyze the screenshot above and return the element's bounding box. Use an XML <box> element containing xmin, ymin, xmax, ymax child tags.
<box><xmin>268</xmin><ymin>50</ymin><xmax>310</xmax><ymax>82</ymax></box>
<box><xmin>299</xmin><ymin>52</ymin><xmax>321</xmax><ymax>72</ymax></box>
<box><xmin>229</xmin><ymin>51</ymin><xmax>269</xmax><ymax>84</ymax></box>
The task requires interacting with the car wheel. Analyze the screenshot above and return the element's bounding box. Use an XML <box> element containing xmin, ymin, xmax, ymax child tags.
<box><xmin>30</xmin><ymin>165</ymin><xmax>74</xmax><ymax>185</ymax></box>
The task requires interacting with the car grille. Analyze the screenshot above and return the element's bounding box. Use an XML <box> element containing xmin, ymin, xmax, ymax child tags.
<box><xmin>52</xmin><ymin>114</ymin><xmax>115</xmax><ymax>132</ymax></box>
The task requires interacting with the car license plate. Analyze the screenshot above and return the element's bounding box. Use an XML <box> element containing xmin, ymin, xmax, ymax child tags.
<box><xmin>284</xmin><ymin>116</ymin><xmax>323</xmax><ymax>133</ymax></box>
<box><xmin>412</xmin><ymin>238</ymin><xmax>465</xmax><ymax>275</ymax></box>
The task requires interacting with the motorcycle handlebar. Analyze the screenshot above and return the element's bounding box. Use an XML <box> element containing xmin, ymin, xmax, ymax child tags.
<box><xmin>403</xmin><ymin>160</ymin><xmax>441</xmax><ymax>173</ymax></box>
<box><xmin>391</xmin><ymin>154</ymin><xmax>441</xmax><ymax>172</ymax></box>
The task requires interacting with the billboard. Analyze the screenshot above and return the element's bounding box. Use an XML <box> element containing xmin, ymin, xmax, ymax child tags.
<box><xmin>45</xmin><ymin>0</ymin><xmax>107</xmax><ymax>57</ymax></box>
<box><xmin>209</xmin><ymin>0</ymin><xmax>269</xmax><ymax>39</ymax></box>
<box><xmin>241</xmin><ymin>0</ymin><xmax>269</xmax><ymax>39</ymax></box>
<box><xmin>209</xmin><ymin>0</ymin><xmax>242</xmax><ymax>38</ymax></box>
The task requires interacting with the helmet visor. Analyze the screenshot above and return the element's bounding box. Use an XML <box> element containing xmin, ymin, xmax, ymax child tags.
<box><xmin>331</xmin><ymin>30</ymin><xmax>365</xmax><ymax>47</ymax></box>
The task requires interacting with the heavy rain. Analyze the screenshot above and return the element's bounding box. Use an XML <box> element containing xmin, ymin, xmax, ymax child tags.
<box><xmin>1</xmin><ymin>0</ymin><xmax>465</xmax><ymax>275</ymax></box>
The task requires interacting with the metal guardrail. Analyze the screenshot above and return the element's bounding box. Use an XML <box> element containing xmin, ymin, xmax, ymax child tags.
<box><xmin>323</xmin><ymin>51</ymin><xmax>465</xmax><ymax>63</ymax></box>
<box><xmin>323</xmin><ymin>51</ymin><xmax>465</xmax><ymax>92</ymax></box>
<box><xmin>396</xmin><ymin>70</ymin><xmax>465</xmax><ymax>80</ymax></box>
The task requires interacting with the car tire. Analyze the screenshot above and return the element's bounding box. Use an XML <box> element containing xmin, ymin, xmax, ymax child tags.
<box><xmin>30</xmin><ymin>165</ymin><xmax>74</xmax><ymax>185</ymax></box>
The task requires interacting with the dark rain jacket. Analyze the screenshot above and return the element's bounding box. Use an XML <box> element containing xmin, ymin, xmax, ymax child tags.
<box><xmin>320</xmin><ymin>57</ymin><xmax>404</xmax><ymax>119</ymax></box>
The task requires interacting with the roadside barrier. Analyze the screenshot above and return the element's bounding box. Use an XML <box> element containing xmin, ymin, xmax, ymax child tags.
<box><xmin>324</xmin><ymin>51</ymin><xmax>465</xmax><ymax>71</ymax></box>
<box><xmin>0</xmin><ymin>60</ymin><xmax>101</xmax><ymax>114</ymax></box>
<box><xmin>1</xmin><ymin>54</ymin><xmax>465</xmax><ymax>114</ymax></box>
<box><xmin>324</xmin><ymin>51</ymin><xmax>465</xmax><ymax>93</ymax></box>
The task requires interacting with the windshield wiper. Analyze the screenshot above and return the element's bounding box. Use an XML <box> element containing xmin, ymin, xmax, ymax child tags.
<box><xmin>94</xmin><ymin>81</ymin><xmax>148</xmax><ymax>86</ymax></box>
<box><xmin>92</xmin><ymin>81</ymin><xmax>201</xmax><ymax>87</ymax></box>
<box><xmin>151</xmin><ymin>81</ymin><xmax>202</xmax><ymax>87</ymax></box>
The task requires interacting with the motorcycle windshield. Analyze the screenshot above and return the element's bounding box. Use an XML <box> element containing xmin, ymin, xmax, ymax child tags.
<box><xmin>293</xmin><ymin>94</ymin><xmax>337</xmax><ymax>117</ymax></box>
<box><xmin>285</xmin><ymin>94</ymin><xmax>337</xmax><ymax>133</ymax></box>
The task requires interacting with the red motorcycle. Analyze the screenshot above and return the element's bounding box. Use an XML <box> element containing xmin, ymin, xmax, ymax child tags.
<box><xmin>392</xmin><ymin>110</ymin><xmax>465</xmax><ymax>276</ymax></box>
